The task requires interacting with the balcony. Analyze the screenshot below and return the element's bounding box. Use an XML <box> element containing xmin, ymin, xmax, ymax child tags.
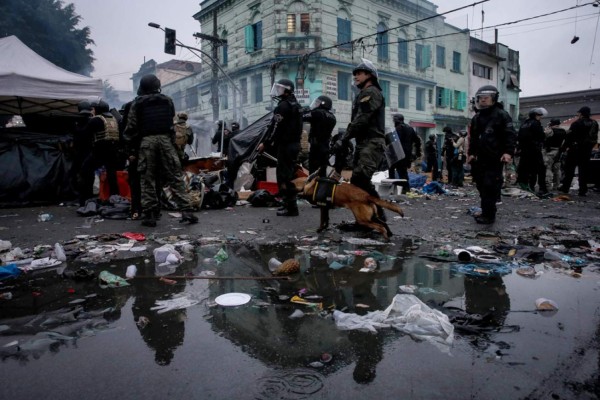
<box><xmin>276</xmin><ymin>36</ymin><xmax>318</xmax><ymax>56</ymax></box>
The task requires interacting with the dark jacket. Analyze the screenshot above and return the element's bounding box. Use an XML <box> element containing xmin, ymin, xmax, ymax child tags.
<box><xmin>396</xmin><ymin>123</ymin><xmax>422</xmax><ymax>160</ymax></box>
<box><xmin>264</xmin><ymin>94</ymin><xmax>303</xmax><ymax>147</ymax></box>
<box><xmin>517</xmin><ymin>118</ymin><xmax>544</xmax><ymax>152</ymax></box>
<box><xmin>563</xmin><ymin>117</ymin><xmax>599</xmax><ymax>151</ymax></box>
<box><xmin>425</xmin><ymin>138</ymin><xmax>438</xmax><ymax>164</ymax></box>
<box><xmin>469</xmin><ymin>103</ymin><xmax>517</xmax><ymax>163</ymax></box>
<box><xmin>545</xmin><ymin>127</ymin><xmax>566</xmax><ymax>151</ymax></box>
<box><xmin>303</xmin><ymin>108</ymin><xmax>337</xmax><ymax>145</ymax></box>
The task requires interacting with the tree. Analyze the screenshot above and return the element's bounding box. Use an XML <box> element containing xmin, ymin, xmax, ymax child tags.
<box><xmin>102</xmin><ymin>80</ymin><xmax>120</xmax><ymax>109</ymax></box>
<box><xmin>0</xmin><ymin>0</ymin><xmax>95</xmax><ymax>76</ymax></box>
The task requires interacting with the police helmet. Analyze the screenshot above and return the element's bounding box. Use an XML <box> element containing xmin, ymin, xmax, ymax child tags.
<box><xmin>352</xmin><ymin>58</ymin><xmax>379</xmax><ymax>80</ymax></box>
<box><xmin>78</xmin><ymin>100</ymin><xmax>93</xmax><ymax>115</ymax></box>
<box><xmin>428</xmin><ymin>133</ymin><xmax>437</xmax><ymax>140</ymax></box>
<box><xmin>475</xmin><ymin>85</ymin><xmax>499</xmax><ymax>109</ymax></box>
<box><xmin>270</xmin><ymin>78</ymin><xmax>295</xmax><ymax>98</ymax></box>
<box><xmin>137</xmin><ymin>74</ymin><xmax>161</xmax><ymax>96</ymax></box>
<box><xmin>310</xmin><ymin>95</ymin><xmax>333</xmax><ymax>110</ymax></box>
<box><xmin>91</xmin><ymin>99</ymin><xmax>110</xmax><ymax>114</ymax></box>
<box><xmin>528</xmin><ymin>107</ymin><xmax>548</xmax><ymax>117</ymax></box>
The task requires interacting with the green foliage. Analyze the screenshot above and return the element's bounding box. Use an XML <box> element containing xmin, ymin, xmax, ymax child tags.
<box><xmin>0</xmin><ymin>0</ymin><xmax>95</xmax><ymax>75</ymax></box>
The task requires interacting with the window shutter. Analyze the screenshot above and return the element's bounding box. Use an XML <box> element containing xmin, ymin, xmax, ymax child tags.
<box><xmin>444</xmin><ymin>89</ymin><xmax>451</xmax><ymax>107</ymax></box>
<box><xmin>245</xmin><ymin>25</ymin><xmax>254</xmax><ymax>52</ymax></box>
<box><xmin>460</xmin><ymin>92</ymin><xmax>467</xmax><ymax>110</ymax></box>
<box><xmin>255</xmin><ymin>21</ymin><xmax>263</xmax><ymax>50</ymax></box>
<box><xmin>424</xmin><ymin>45</ymin><xmax>431</xmax><ymax>69</ymax></box>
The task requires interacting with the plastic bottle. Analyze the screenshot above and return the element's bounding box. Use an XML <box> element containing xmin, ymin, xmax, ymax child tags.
<box><xmin>268</xmin><ymin>258</ymin><xmax>282</xmax><ymax>272</ymax></box>
<box><xmin>54</xmin><ymin>243</ymin><xmax>67</xmax><ymax>262</ymax></box>
<box><xmin>543</xmin><ymin>250</ymin><xmax>565</xmax><ymax>261</ymax></box>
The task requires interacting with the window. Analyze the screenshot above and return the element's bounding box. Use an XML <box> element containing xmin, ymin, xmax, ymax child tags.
<box><xmin>245</xmin><ymin>21</ymin><xmax>263</xmax><ymax>52</ymax></box>
<box><xmin>220</xmin><ymin>84</ymin><xmax>228</xmax><ymax>110</ymax></box>
<box><xmin>300</xmin><ymin>14</ymin><xmax>310</xmax><ymax>33</ymax></box>
<box><xmin>185</xmin><ymin>87</ymin><xmax>198</xmax><ymax>108</ymax></box>
<box><xmin>376</xmin><ymin>23</ymin><xmax>389</xmax><ymax>62</ymax></box>
<box><xmin>452</xmin><ymin>51</ymin><xmax>461</xmax><ymax>72</ymax></box>
<box><xmin>473</xmin><ymin>62</ymin><xmax>492</xmax><ymax>79</ymax></box>
<box><xmin>287</xmin><ymin>14</ymin><xmax>296</xmax><ymax>33</ymax></box>
<box><xmin>240</xmin><ymin>78</ymin><xmax>248</xmax><ymax>104</ymax></box>
<box><xmin>338</xmin><ymin>71</ymin><xmax>351</xmax><ymax>101</ymax></box>
<box><xmin>172</xmin><ymin>91</ymin><xmax>183</xmax><ymax>111</ymax></box>
<box><xmin>380</xmin><ymin>80</ymin><xmax>390</xmax><ymax>102</ymax></box>
<box><xmin>222</xmin><ymin>43</ymin><xmax>228</xmax><ymax>66</ymax></box>
<box><xmin>416</xmin><ymin>87</ymin><xmax>425</xmax><ymax>111</ymax></box>
<box><xmin>252</xmin><ymin>74</ymin><xmax>263</xmax><ymax>103</ymax></box>
<box><xmin>398</xmin><ymin>38</ymin><xmax>408</xmax><ymax>66</ymax></box>
<box><xmin>452</xmin><ymin>90</ymin><xmax>467</xmax><ymax>110</ymax></box>
<box><xmin>436</xmin><ymin>45</ymin><xmax>445</xmax><ymax>68</ymax></box>
<box><xmin>398</xmin><ymin>84</ymin><xmax>408</xmax><ymax>109</ymax></box>
<box><xmin>436</xmin><ymin>87</ymin><xmax>451</xmax><ymax>108</ymax></box>
<box><xmin>415</xmin><ymin>44</ymin><xmax>431</xmax><ymax>69</ymax></box>
<box><xmin>337</xmin><ymin>18</ymin><xmax>352</xmax><ymax>50</ymax></box>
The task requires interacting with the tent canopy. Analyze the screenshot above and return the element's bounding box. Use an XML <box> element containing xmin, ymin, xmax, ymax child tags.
<box><xmin>0</xmin><ymin>35</ymin><xmax>103</xmax><ymax>116</ymax></box>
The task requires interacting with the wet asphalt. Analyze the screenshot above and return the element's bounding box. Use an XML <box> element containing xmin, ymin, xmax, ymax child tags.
<box><xmin>0</xmin><ymin>185</ymin><xmax>599</xmax><ymax>400</ymax></box>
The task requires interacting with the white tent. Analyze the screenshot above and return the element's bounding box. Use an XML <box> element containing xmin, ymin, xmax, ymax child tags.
<box><xmin>0</xmin><ymin>35</ymin><xmax>103</xmax><ymax>116</ymax></box>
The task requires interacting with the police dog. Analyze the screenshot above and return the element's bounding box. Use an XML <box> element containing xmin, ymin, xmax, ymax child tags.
<box><xmin>297</xmin><ymin>171</ymin><xmax>404</xmax><ymax>240</ymax></box>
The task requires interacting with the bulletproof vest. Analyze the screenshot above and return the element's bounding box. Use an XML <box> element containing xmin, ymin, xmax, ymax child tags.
<box><xmin>309</xmin><ymin>109</ymin><xmax>336</xmax><ymax>144</ymax></box>
<box><xmin>95</xmin><ymin>115</ymin><xmax>120</xmax><ymax>142</ymax></box>
<box><xmin>136</xmin><ymin>94</ymin><xmax>174</xmax><ymax>136</ymax></box>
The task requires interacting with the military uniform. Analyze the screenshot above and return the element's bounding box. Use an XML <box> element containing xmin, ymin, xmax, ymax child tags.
<box><xmin>346</xmin><ymin>85</ymin><xmax>386</xmax><ymax>196</ymax></box>
<box><xmin>124</xmin><ymin>91</ymin><xmax>195</xmax><ymax>225</ymax></box>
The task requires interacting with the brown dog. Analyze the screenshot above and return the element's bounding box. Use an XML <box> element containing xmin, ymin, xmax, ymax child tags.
<box><xmin>297</xmin><ymin>175</ymin><xmax>404</xmax><ymax>240</ymax></box>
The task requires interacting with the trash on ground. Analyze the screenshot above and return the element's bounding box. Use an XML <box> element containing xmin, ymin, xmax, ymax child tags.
<box><xmin>0</xmin><ymin>264</ymin><xmax>21</xmax><ymax>280</ymax></box>
<box><xmin>272</xmin><ymin>259</ymin><xmax>300</xmax><ymax>275</ymax></box>
<box><xmin>98</xmin><ymin>270</ymin><xmax>129</xmax><ymax>288</ymax></box>
<box><xmin>214</xmin><ymin>292</ymin><xmax>252</xmax><ymax>306</ymax></box>
<box><xmin>359</xmin><ymin>257</ymin><xmax>378</xmax><ymax>273</ymax></box>
<box><xmin>535</xmin><ymin>298</ymin><xmax>559</xmax><ymax>311</ymax></box>
<box><xmin>125</xmin><ymin>265</ymin><xmax>137</xmax><ymax>279</ymax></box>
<box><xmin>153</xmin><ymin>244</ymin><xmax>183</xmax><ymax>265</ymax></box>
<box><xmin>213</xmin><ymin>248</ymin><xmax>228</xmax><ymax>264</ymax></box>
<box><xmin>151</xmin><ymin>294</ymin><xmax>200</xmax><ymax>313</ymax></box>
<box><xmin>289</xmin><ymin>309</ymin><xmax>305</xmax><ymax>319</ymax></box>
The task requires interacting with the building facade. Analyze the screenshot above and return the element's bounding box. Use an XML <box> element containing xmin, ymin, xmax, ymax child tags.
<box><xmin>161</xmin><ymin>0</ymin><xmax>519</xmax><ymax>144</ymax></box>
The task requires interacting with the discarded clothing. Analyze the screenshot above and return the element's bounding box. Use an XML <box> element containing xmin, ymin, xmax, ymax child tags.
<box><xmin>422</xmin><ymin>181</ymin><xmax>446</xmax><ymax>195</ymax></box>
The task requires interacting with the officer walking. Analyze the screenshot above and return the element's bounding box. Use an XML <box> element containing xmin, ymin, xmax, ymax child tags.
<box><xmin>467</xmin><ymin>85</ymin><xmax>517</xmax><ymax>224</ymax></box>
<box><xmin>335</xmin><ymin>58</ymin><xmax>386</xmax><ymax>218</ymax></box>
<box><xmin>425</xmin><ymin>133</ymin><xmax>440</xmax><ymax>182</ymax></box>
<box><xmin>257</xmin><ymin>78</ymin><xmax>303</xmax><ymax>217</ymax></box>
<box><xmin>389</xmin><ymin>114</ymin><xmax>422</xmax><ymax>193</ymax></box>
<box><xmin>441</xmin><ymin>127</ymin><xmax>456</xmax><ymax>184</ymax></box>
<box><xmin>124</xmin><ymin>74</ymin><xmax>197</xmax><ymax>227</ymax></box>
<box><xmin>302</xmin><ymin>95</ymin><xmax>337</xmax><ymax>177</ymax></box>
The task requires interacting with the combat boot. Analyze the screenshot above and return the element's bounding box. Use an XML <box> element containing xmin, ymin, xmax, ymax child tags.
<box><xmin>277</xmin><ymin>207</ymin><xmax>299</xmax><ymax>217</ymax></box>
<box><xmin>141</xmin><ymin>210</ymin><xmax>157</xmax><ymax>227</ymax></box>
<box><xmin>180</xmin><ymin>210</ymin><xmax>198</xmax><ymax>224</ymax></box>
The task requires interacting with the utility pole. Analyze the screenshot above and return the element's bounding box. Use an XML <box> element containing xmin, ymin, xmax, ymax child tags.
<box><xmin>211</xmin><ymin>11</ymin><xmax>219</xmax><ymax>122</ymax></box>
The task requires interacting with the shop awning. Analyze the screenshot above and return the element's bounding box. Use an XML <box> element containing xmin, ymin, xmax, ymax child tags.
<box><xmin>410</xmin><ymin>121</ymin><xmax>436</xmax><ymax>128</ymax></box>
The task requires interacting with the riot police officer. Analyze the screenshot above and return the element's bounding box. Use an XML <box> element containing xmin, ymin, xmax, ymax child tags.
<box><xmin>257</xmin><ymin>78</ymin><xmax>303</xmax><ymax>217</ymax></box>
<box><xmin>303</xmin><ymin>95</ymin><xmax>337</xmax><ymax>177</ymax></box>
<box><xmin>124</xmin><ymin>74</ymin><xmax>197</xmax><ymax>227</ymax></box>
<box><xmin>78</xmin><ymin>99</ymin><xmax>123</xmax><ymax>206</ymax></box>
<box><xmin>335</xmin><ymin>59</ymin><xmax>386</xmax><ymax>219</ymax></box>
<box><xmin>467</xmin><ymin>85</ymin><xmax>517</xmax><ymax>224</ymax></box>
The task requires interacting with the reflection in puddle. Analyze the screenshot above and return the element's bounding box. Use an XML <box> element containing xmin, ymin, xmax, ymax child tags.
<box><xmin>254</xmin><ymin>369</ymin><xmax>324</xmax><ymax>400</ymax></box>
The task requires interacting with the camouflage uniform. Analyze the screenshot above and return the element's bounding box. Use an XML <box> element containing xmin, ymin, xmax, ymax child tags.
<box><xmin>346</xmin><ymin>85</ymin><xmax>386</xmax><ymax>196</ymax></box>
<box><xmin>124</xmin><ymin>90</ymin><xmax>195</xmax><ymax>225</ymax></box>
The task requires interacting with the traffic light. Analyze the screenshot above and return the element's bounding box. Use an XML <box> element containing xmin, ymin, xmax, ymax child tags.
<box><xmin>164</xmin><ymin>28</ymin><xmax>176</xmax><ymax>55</ymax></box>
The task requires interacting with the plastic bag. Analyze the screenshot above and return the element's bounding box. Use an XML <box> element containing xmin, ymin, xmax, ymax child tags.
<box><xmin>99</xmin><ymin>270</ymin><xmax>130</xmax><ymax>288</ymax></box>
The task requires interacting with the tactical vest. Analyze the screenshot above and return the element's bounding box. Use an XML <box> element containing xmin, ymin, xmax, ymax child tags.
<box><xmin>174</xmin><ymin>123</ymin><xmax>189</xmax><ymax>147</ymax></box>
<box><xmin>136</xmin><ymin>94</ymin><xmax>175</xmax><ymax>136</ymax></box>
<box><xmin>95</xmin><ymin>115</ymin><xmax>120</xmax><ymax>142</ymax></box>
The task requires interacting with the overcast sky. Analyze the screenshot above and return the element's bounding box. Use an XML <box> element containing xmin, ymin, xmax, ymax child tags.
<box><xmin>70</xmin><ymin>0</ymin><xmax>600</xmax><ymax>97</ymax></box>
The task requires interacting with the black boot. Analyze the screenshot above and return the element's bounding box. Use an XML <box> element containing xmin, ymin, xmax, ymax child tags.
<box><xmin>180</xmin><ymin>211</ymin><xmax>198</xmax><ymax>224</ymax></box>
<box><xmin>141</xmin><ymin>210</ymin><xmax>157</xmax><ymax>227</ymax></box>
